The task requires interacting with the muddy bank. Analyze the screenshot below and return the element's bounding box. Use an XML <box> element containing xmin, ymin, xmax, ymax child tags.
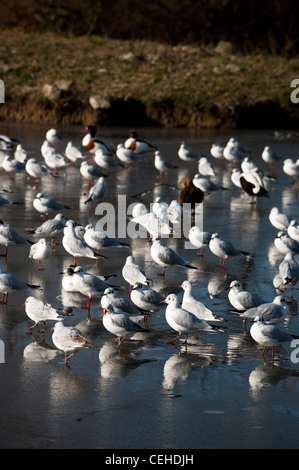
<box><xmin>1</xmin><ymin>33</ymin><xmax>299</xmax><ymax>130</ymax></box>
<box><xmin>1</xmin><ymin>96</ymin><xmax>299</xmax><ymax>130</ymax></box>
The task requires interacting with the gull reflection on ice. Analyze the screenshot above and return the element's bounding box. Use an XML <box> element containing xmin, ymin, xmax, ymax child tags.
<box><xmin>249</xmin><ymin>364</ymin><xmax>299</xmax><ymax>400</ymax></box>
<box><xmin>99</xmin><ymin>341</ymin><xmax>154</xmax><ymax>379</ymax></box>
<box><xmin>162</xmin><ymin>346</ymin><xmax>213</xmax><ymax>390</ymax></box>
<box><xmin>23</xmin><ymin>336</ymin><xmax>62</xmax><ymax>362</ymax></box>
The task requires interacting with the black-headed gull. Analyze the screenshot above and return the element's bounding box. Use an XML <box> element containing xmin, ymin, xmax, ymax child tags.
<box><xmin>180</xmin><ymin>280</ymin><xmax>224</xmax><ymax>322</ymax></box>
<box><xmin>269</xmin><ymin>207</ymin><xmax>291</xmax><ymax>231</ymax></box>
<box><xmin>59</xmin><ymin>267</ymin><xmax>76</xmax><ymax>292</ymax></box>
<box><xmin>62</xmin><ymin>220</ymin><xmax>107</xmax><ymax>267</ymax></box>
<box><xmin>72</xmin><ymin>265</ymin><xmax>120</xmax><ymax>313</ymax></box>
<box><xmin>240</xmin><ymin>295</ymin><xmax>288</xmax><ymax>325</ymax></box>
<box><xmin>150</xmin><ymin>235</ymin><xmax>198</xmax><ymax>277</ymax></box>
<box><xmin>42</xmin><ymin>142</ymin><xmax>67</xmax><ymax>175</ymax></box>
<box><xmin>122</xmin><ymin>255</ymin><xmax>150</xmax><ymax>288</ymax></box>
<box><xmin>192</xmin><ymin>173</ymin><xmax>229</xmax><ymax>194</ymax></box>
<box><xmin>161</xmin><ymin>293</ymin><xmax>220</xmax><ymax>345</ymax></box>
<box><xmin>0</xmin><ymin>218</ymin><xmax>33</xmax><ymax>257</ymax></box>
<box><xmin>24</xmin><ymin>296</ymin><xmax>62</xmax><ymax>333</ymax></box>
<box><xmin>210</xmin><ymin>143</ymin><xmax>224</xmax><ymax>160</ymax></box>
<box><xmin>14</xmin><ymin>144</ymin><xmax>28</xmax><ymax>163</ymax></box>
<box><xmin>52</xmin><ymin>321</ymin><xmax>98</xmax><ymax>365</ymax></box>
<box><xmin>80</xmin><ymin>161</ymin><xmax>105</xmax><ymax>183</ymax></box>
<box><xmin>198</xmin><ymin>157</ymin><xmax>215</xmax><ymax>177</ymax></box>
<box><xmin>283</xmin><ymin>158</ymin><xmax>299</xmax><ymax>182</ymax></box>
<box><xmin>25</xmin><ymin>213</ymin><xmax>67</xmax><ymax>247</ymax></box>
<box><xmin>227</xmin><ymin>280</ymin><xmax>267</xmax><ymax>328</ymax></box>
<box><xmin>223</xmin><ymin>140</ymin><xmax>244</xmax><ymax>163</ymax></box>
<box><xmin>209</xmin><ymin>233</ymin><xmax>250</xmax><ymax>267</ymax></box>
<box><xmin>287</xmin><ymin>220</ymin><xmax>299</xmax><ymax>243</ymax></box>
<box><xmin>84</xmin><ymin>223</ymin><xmax>129</xmax><ymax>253</ymax></box>
<box><xmin>130</xmin><ymin>282</ymin><xmax>165</xmax><ymax>313</ymax></box>
<box><xmin>84</xmin><ymin>176</ymin><xmax>107</xmax><ymax>205</ymax></box>
<box><xmin>2</xmin><ymin>155</ymin><xmax>25</xmax><ymax>178</ymax></box>
<box><xmin>131</xmin><ymin>210</ymin><xmax>171</xmax><ymax>238</ymax></box>
<box><xmin>0</xmin><ymin>265</ymin><xmax>40</xmax><ymax>304</ymax></box>
<box><xmin>178</xmin><ymin>141</ymin><xmax>203</xmax><ymax>162</ymax></box>
<box><xmin>250</xmin><ymin>315</ymin><xmax>298</xmax><ymax>360</ymax></box>
<box><xmin>116</xmin><ymin>143</ymin><xmax>146</xmax><ymax>164</ymax></box>
<box><xmin>101</xmin><ymin>287</ymin><xmax>141</xmax><ymax>316</ymax></box>
<box><xmin>28</xmin><ymin>238</ymin><xmax>51</xmax><ymax>270</ymax></box>
<box><xmin>154</xmin><ymin>150</ymin><xmax>178</xmax><ymax>179</ymax></box>
<box><xmin>94</xmin><ymin>148</ymin><xmax>123</xmax><ymax>172</ymax></box>
<box><xmin>65</xmin><ymin>141</ymin><xmax>85</xmax><ymax>163</ymax></box>
<box><xmin>33</xmin><ymin>192</ymin><xmax>71</xmax><ymax>221</ymax></box>
<box><xmin>46</xmin><ymin>128</ymin><xmax>61</xmax><ymax>147</ymax></box>
<box><xmin>124</xmin><ymin>130</ymin><xmax>156</xmax><ymax>154</ymax></box>
<box><xmin>274</xmin><ymin>231</ymin><xmax>299</xmax><ymax>255</ymax></box>
<box><xmin>262</xmin><ymin>146</ymin><xmax>281</xmax><ymax>168</ymax></box>
<box><xmin>278</xmin><ymin>253</ymin><xmax>299</xmax><ymax>288</ymax></box>
<box><xmin>25</xmin><ymin>158</ymin><xmax>54</xmax><ymax>184</ymax></box>
<box><xmin>188</xmin><ymin>226</ymin><xmax>212</xmax><ymax>257</ymax></box>
<box><xmin>227</xmin><ymin>280</ymin><xmax>266</xmax><ymax>313</ymax></box>
<box><xmin>101</xmin><ymin>304</ymin><xmax>149</xmax><ymax>348</ymax></box>
<box><xmin>228</xmin><ymin>137</ymin><xmax>251</xmax><ymax>155</ymax></box>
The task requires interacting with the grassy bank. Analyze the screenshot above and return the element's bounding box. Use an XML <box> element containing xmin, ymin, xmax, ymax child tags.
<box><xmin>0</xmin><ymin>32</ymin><xmax>298</xmax><ymax>128</ymax></box>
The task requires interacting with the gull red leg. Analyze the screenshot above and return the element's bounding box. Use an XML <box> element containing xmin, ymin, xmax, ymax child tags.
<box><xmin>0</xmin><ymin>245</ymin><xmax>8</xmax><ymax>257</ymax></box>
<box><xmin>166</xmin><ymin>333</ymin><xmax>182</xmax><ymax>344</ymax></box>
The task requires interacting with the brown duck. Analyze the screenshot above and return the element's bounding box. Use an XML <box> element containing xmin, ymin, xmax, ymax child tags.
<box><xmin>178</xmin><ymin>177</ymin><xmax>204</xmax><ymax>211</ymax></box>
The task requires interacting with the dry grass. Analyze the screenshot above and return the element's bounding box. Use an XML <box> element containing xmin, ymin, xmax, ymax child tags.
<box><xmin>0</xmin><ymin>32</ymin><xmax>298</xmax><ymax>127</ymax></box>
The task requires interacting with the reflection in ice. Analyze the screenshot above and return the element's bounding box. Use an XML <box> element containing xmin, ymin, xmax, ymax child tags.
<box><xmin>162</xmin><ymin>350</ymin><xmax>212</xmax><ymax>389</ymax></box>
<box><xmin>23</xmin><ymin>337</ymin><xmax>61</xmax><ymax>362</ymax></box>
<box><xmin>99</xmin><ymin>341</ymin><xmax>154</xmax><ymax>379</ymax></box>
<box><xmin>249</xmin><ymin>364</ymin><xmax>299</xmax><ymax>400</ymax></box>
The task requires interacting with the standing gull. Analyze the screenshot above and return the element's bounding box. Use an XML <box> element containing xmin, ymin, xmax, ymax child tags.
<box><xmin>130</xmin><ymin>282</ymin><xmax>165</xmax><ymax>314</ymax></box>
<box><xmin>278</xmin><ymin>253</ymin><xmax>299</xmax><ymax>288</ymax></box>
<box><xmin>25</xmin><ymin>213</ymin><xmax>67</xmax><ymax>247</ymax></box>
<box><xmin>28</xmin><ymin>238</ymin><xmax>51</xmax><ymax>270</ymax></box>
<box><xmin>0</xmin><ymin>266</ymin><xmax>40</xmax><ymax>304</ymax></box>
<box><xmin>287</xmin><ymin>220</ymin><xmax>299</xmax><ymax>243</ymax></box>
<box><xmin>62</xmin><ymin>220</ymin><xmax>107</xmax><ymax>267</ymax></box>
<box><xmin>52</xmin><ymin>321</ymin><xmax>98</xmax><ymax>365</ymax></box>
<box><xmin>154</xmin><ymin>150</ymin><xmax>178</xmax><ymax>179</ymax></box>
<box><xmin>269</xmin><ymin>207</ymin><xmax>291</xmax><ymax>231</ymax></box>
<box><xmin>178</xmin><ymin>142</ymin><xmax>203</xmax><ymax>163</ymax></box>
<box><xmin>84</xmin><ymin>176</ymin><xmax>107</xmax><ymax>205</ymax></box>
<box><xmin>188</xmin><ymin>226</ymin><xmax>212</xmax><ymax>257</ymax></box>
<box><xmin>209</xmin><ymin>233</ymin><xmax>250</xmax><ymax>267</ymax></box>
<box><xmin>101</xmin><ymin>287</ymin><xmax>141</xmax><ymax>316</ymax></box>
<box><xmin>33</xmin><ymin>193</ymin><xmax>71</xmax><ymax>221</ymax></box>
<box><xmin>24</xmin><ymin>296</ymin><xmax>62</xmax><ymax>333</ymax></box>
<box><xmin>227</xmin><ymin>280</ymin><xmax>267</xmax><ymax>328</ymax></box>
<box><xmin>162</xmin><ymin>293</ymin><xmax>219</xmax><ymax>345</ymax></box>
<box><xmin>240</xmin><ymin>295</ymin><xmax>289</xmax><ymax>325</ymax></box>
<box><xmin>122</xmin><ymin>255</ymin><xmax>150</xmax><ymax>289</ymax></box>
<box><xmin>150</xmin><ymin>235</ymin><xmax>198</xmax><ymax>277</ymax></box>
<box><xmin>0</xmin><ymin>218</ymin><xmax>33</xmax><ymax>257</ymax></box>
<box><xmin>101</xmin><ymin>304</ymin><xmax>149</xmax><ymax>348</ymax></box>
<box><xmin>84</xmin><ymin>223</ymin><xmax>129</xmax><ymax>254</ymax></box>
<box><xmin>250</xmin><ymin>315</ymin><xmax>298</xmax><ymax>360</ymax></box>
<box><xmin>180</xmin><ymin>280</ymin><xmax>224</xmax><ymax>322</ymax></box>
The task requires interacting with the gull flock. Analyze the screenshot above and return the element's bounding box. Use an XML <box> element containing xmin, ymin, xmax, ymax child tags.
<box><xmin>0</xmin><ymin>126</ymin><xmax>298</xmax><ymax>366</ymax></box>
